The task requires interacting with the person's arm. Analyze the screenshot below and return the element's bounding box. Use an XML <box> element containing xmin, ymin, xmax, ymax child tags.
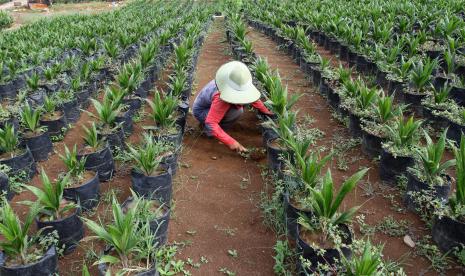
<box><xmin>251</xmin><ymin>99</ymin><xmax>273</xmax><ymax>115</ymax></box>
<box><xmin>205</xmin><ymin>94</ymin><xmax>237</xmax><ymax>147</ymax></box>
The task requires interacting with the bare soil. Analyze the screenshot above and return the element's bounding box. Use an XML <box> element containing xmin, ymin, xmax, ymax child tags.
<box><xmin>167</xmin><ymin>19</ymin><xmax>276</xmax><ymax>275</ymax></box>
<box><xmin>300</xmin><ymin>229</ymin><xmax>335</xmax><ymax>249</ymax></box>
<box><xmin>6</xmin><ymin>1</ymin><xmax>119</xmax><ymax>29</ymax></box>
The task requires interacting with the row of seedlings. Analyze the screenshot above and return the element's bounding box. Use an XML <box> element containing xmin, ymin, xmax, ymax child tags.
<box><xmin>223</xmin><ymin>11</ymin><xmax>406</xmax><ymax>275</ymax></box>
<box><xmin>0</xmin><ymin>0</ymin><xmax>172</xmax><ymax>98</ymax></box>
<box><xmin>78</xmin><ymin>7</ymin><xmax>214</xmax><ymax>275</ymax></box>
<box><xmin>0</xmin><ymin>2</ymin><xmax>211</xmax><ymax>275</ymax></box>
<box><xmin>245</xmin><ymin>4</ymin><xmax>465</xmax><ymax>273</ymax></box>
<box><xmin>0</xmin><ymin>0</ymin><xmax>186</xmax><ymax>196</ymax></box>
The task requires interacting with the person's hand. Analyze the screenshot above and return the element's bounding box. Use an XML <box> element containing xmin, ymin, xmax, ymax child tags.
<box><xmin>259</xmin><ymin>111</ymin><xmax>277</xmax><ymax>121</ymax></box>
<box><xmin>229</xmin><ymin>141</ymin><xmax>248</xmax><ymax>153</ymax></box>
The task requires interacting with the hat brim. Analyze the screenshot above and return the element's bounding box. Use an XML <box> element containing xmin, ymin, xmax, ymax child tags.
<box><xmin>215</xmin><ymin>62</ymin><xmax>261</xmax><ymax>105</ymax></box>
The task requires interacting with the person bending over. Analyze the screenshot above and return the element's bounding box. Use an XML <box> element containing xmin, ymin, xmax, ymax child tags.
<box><xmin>193</xmin><ymin>61</ymin><xmax>272</xmax><ymax>153</ymax></box>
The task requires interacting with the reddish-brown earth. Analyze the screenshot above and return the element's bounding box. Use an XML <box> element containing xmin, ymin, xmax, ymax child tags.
<box><xmin>167</xmin><ymin>19</ymin><xmax>276</xmax><ymax>275</ymax></box>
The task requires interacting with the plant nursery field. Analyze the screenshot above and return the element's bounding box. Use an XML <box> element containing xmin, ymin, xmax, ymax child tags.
<box><xmin>0</xmin><ymin>0</ymin><xmax>464</xmax><ymax>275</ymax></box>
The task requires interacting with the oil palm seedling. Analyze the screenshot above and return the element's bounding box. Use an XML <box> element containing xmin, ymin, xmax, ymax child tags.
<box><xmin>405</xmin><ymin>129</ymin><xmax>455</xmax><ymax>214</ymax></box>
<box><xmin>265</xmin><ymin>74</ymin><xmax>301</xmax><ymax>117</ymax></box>
<box><xmin>337</xmin><ymin>65</ymin><xmax>352</xmax><ymax>84</ymax></box>
<box><xmin>409</xmin><ymin>130</ymin><xmax>455</xmax><ymax>186</ymax></box>
<box><xmin>0</xmin><ymin>123</ymin><xmax>19</xmax><ymax>156</ymax></box>
<box><xmin>432</xmin><ymin>85</ymin><xmax>452</xmax><ymax>105</ymax></box>
<box><xmin>21</xmin><ymin>105</ymin><xmax>46</xmax><ymax>136</ymax></box>
<box><xmin>80</xmin><ymin>61</ymin><xmax>92</xmax><ymax>82</ymax></box>
<box><xmin>0</xmin><ymin>199</ymin><xmax>58</xmax><ymax>273</ymax></box>
<box><xmin>361</xmin><ymin>93</ymin><xmax>401</xmax><ymax>158</ymax></box>
<box><xmin>374</xmin><ymin>93</ymin><xmax>399</xmax><ymax>124</ymax></box>
<box><xmin>23</xmin><ymin>169</ymin><xmax>84</xmax><ymax>252</ymax></box>
<box><xmin>409</xmin><ymin>58</ymin><xmax>438</xmax><ymax>94</ymax></box>
<box><xmin>449</xmin><ymin>134</ymin><xmax>465</xmax><ymax>216</ymax></box>
<box><xmin>146</xmin><ymin>92</ymin><xmax>179</xmax><ymax>134</ymax></box>
<box><xmin>0</xmin><ymin>11</ymin><xmax>13</xmax><ymax>30</ymax></box>
<box><xmin>24</xmin><ymin>169</ymin><xmax>76</xmax><ymax>220</ymax></box>
<box><xmin>139</xmin><ymin>42</ymin><xmax>158</xmax><ymax>69</ymax></box>
<box><xmin>79</xmin><ymin>37</ymin><xmax>98</xmax><ymax>56</ymax></box>
<box><xmin>296</xmin><ymin>168</ymin><xmax>368</xmax><ymax>272</ymax></box>
<box><xmin>60</xmin><ymin>144</ymin><xmax>87</xmax><ymax>178</ymax></box>
<box><xmin>88</xmin><ymin>92</ymin><xmax>125</xmax><ymax>151</ymax></box>
<box><xmin>286</xmin><ymin>138</ymin><xmax>333</xmax><ymax>198</ymax></box>
<box><xmin>303</xmin><ymin>168</ymin><xmax>368</xmax><ymax>228</ymax></box>
<box><xmin>168</xmin><ymin>71</ymin><xmax>188</xmax><ymax>99</ymax></box>
<box><xmin>270</xmin><ymin>110</ymin><xmax>297</xmax><ymax>145</ymax></box>
<box><xmin>267</xmin><ymin>111</ymin><xmax>297</xmax><ymax>171</ymax></box>
<box><xmin>430</xmin><ymin>133</ymin><xmax>465</xmax><ymax>252</ymax></box>
<box><xmin>82</xmin><ymin>195</ymin><xmax>158</xmax><ymax>274</ymax></box>
<box><xmin>252</xmin><ymin>57</ymin><xmax>271</xmax><ymax>84</ymax></box>
<box><xmin>117</xmin><ymin>61</ymin><xmax>142</xmax><ymax>94</ymax></box>
<box><xmin>380</xmin><ymin>111</ymin><xmax>423</xmax><ymax>181</ymax></box>
<box><xmin>123</xmin><ymin>190</ymin><xmax>170</xmax><ymax>246</ymax></box>
<box><xmin>296</xmin><ymin>152</ymin><xmax>333</xmax><ymax>192</ymax></box>
<box><xmin>39</xmin><ymin>95</ymin><xmax>67</xmax><ymax>137</ymax></box>
<box><xmin>389</xmin><ymin>56</ymin><xmax>413</xmax><ymax>83</ymax></box>
<box><xmin>342</xmin><ymin>77</ymin><xmax>363</xmax><ymax>98</ymax></box>
<box><xmin>241</xmin><ymin>39</ymin><xmax>254</xmax><ymax>56</ymax></box>
<box><xmin>342</xmin><ymin>239</ymin><xmax>383</xmax><ymax>275</ymax></box>
<box><xmin>129</xmin><ymin>134</ymin><xmax>174</xmax><ymax>203</ymax></box>
<box><xmin>21</xmin><ymin>105</ymin><xmax>53</xmax><ymax>161</ymax></box>
<box><xmin>79</xmin><ymin>122</ymin><xmax>115</xmax><ymax>182</ymax></box>
<box><xmin>89</xmin><ymin>94</ymin><xmax>121</xmax><ymax>133</ymax></box>
<box><xmin>60</xmin><ymin>144</ymin><xmax>100</xmax><ymax>210</ymax></box>
<box><xmin>128</xmin><ymin>134</ymin><xmax>169</xmax><ymax>176</ymax></box>
<box><xmin>104</xmin><ymin>39</ymin><xmax>120</xmax><ymax>59</ymax></box>
<box><xmin>70</xmin><ymin>77</ymin><xmax>81</xmax><ymax>92</ymax></box>
<box><xmin>355</xmin><ymin>86</ymin><xmax>378</xmax><ymax>113</ymax></box>
<box><xmin>82</xmin><ymin>123</ymin><xmax>102</xmax><ymax>150</ymax></box>
<box><xmin>384</xmin><ymin>112</ymin><xmax>423</xmax><ymax>153</ymax></box>
<box><xmin>174</xmin><ymin>43</ymin><xmax>191</xmax><ymax>71</ymax></box>
<box><xmin>26</xmin><ymin>72</ymin><xmax>40</xmax><ymax>91</ymax></box>
<box><xmin>0</xmin><ymin>123</ymin><xmax>36</xmax><ymax>179</ymax></box>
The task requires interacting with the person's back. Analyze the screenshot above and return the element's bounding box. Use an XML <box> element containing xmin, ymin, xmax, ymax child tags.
<box><xmin>192</xmin><ymin>80</ymin><xmax>218</xmax><ymax>123</ymax></box>
<box><xmin>191</xmin><ymin>61</ymin><xmax>273</xmax><ymax>153</ymax></box>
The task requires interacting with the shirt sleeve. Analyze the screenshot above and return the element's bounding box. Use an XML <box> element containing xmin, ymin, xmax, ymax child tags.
<box><xmin>205</xmin><ymin>93</ymin><xmax>237</xmax><ymax>147</ymax></box>
<box><xmin>251</xmin><ymin>99</ymin><xmax>273</xmax><ymax>115</ymax></box>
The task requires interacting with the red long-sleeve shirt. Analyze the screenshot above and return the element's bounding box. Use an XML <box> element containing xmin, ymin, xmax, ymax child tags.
<box><xmin>205</xmin><ymin>92</ymin><xmax>272</xmax><ymax>146</ymax></box>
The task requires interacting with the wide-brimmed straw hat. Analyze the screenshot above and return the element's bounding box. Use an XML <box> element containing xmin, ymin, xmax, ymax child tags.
<box><xmin>215</xmin><ymin>61</ymin><xmax>261</xmax><ymax>105</ymax></box>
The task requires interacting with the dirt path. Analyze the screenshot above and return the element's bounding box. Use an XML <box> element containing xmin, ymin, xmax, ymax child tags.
<box><xmin>4</xmin><ymin>1</ymin><xmax>117</xmax><ymax>30</ymax></box>
<box><xmin>246</xmin><ymin>28</ymin><xmax>448</xmax><ymax>275</ymax></box>
<box><xmin>167</xmin><ymin>19</ymin><xmax>276</xmax><ymax>275</ymax></box>
<box><xmin>0</xmin><ymin>0</ymin><xmax>20</xmax><ymax>10</ymax></box>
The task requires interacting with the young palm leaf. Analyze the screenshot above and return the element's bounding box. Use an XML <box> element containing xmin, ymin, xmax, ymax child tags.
<box><xmin>413</xmin><ymin>129</ymin><xmax>456</xmax><ymax>184</ymax></box>
<box><xmin>344</xmin><ymin>239</ymin><xmax>382</xmax><ymax>275</ymax></box>
<box><xmin>82</xmin><ymin>123</ymin><xmax>101</xmax><ymax>149</ymax></box>
<box><xmin>309</xmin><ymin>168</ymin><xmax>368</xmax><ymax>225</ymax></box>
<box><xmin>127</xmin><ymin>133</ymin><xmax>167</xmax><ymax>176</ymax></box>
<box><xmin>146</xmin><ymin>92</ymin><xmax>178</xmax><ymax>130</ymax></box>
<box><xmin>60</xmin><ymin>144</ymin><xmax>86</xmax><ymax>178</ymax></box>
<box><xmin>21</xmin><ymin>105</ymin><xmax>43</xmax><ymax>134</ymax></box>
<box><xmin>0</xmin><ymin>123</ymin><xmax>19</xmax><ymax>154</ymax></box>
<box><xmin>82</xmin><ymin>195</ymin><xmax>141</xmax><ymax>269</ymax></box>
<box><xmin>0</xmin><ymin>200</ymin><xmax>40</xmax><ymax>265</ymax></box>
<box><xmin>385</xmin><ymin>112</ymin><xmax>423</xmax><ymax>148</ymax></box>
<box><xmin>24</xmin><ymin>169</ymin><xmax>74</xmax><ymax>220</ymax></box>
<box><xmin>451</xmin><ymin>134</ymin><xmax>465</xmax><ymax>211</ymax></box>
